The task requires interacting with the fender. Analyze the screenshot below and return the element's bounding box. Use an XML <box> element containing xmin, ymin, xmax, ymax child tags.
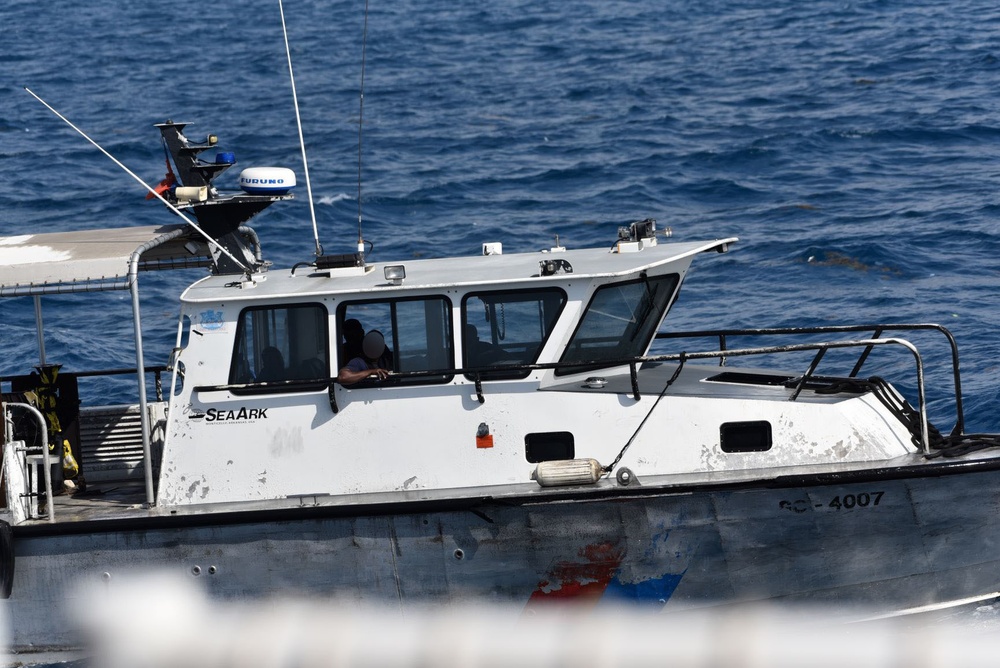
<box><xmin>0</xmin><ymin>519</ymin><xmax>14</xmax><ymax>598</ymax></box>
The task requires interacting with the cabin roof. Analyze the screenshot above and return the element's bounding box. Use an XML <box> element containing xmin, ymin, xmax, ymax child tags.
<box><xmin>0</xmin><ymin>224</ymin><xmax>735</xmax><ymax>301</ymax></box>
<box><xmin>0</xmin><ymin>224</ymin><xmax>212</xmax><ymax>297</ymax></box>
<box><xmin>181</xmin><ymin>237</ymin><xmax>737</xmax><ymax>303</ymax></box>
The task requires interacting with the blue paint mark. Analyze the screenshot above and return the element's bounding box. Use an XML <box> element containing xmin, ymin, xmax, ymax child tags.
<box><xmin>602</xmin><ymin>572</ymin><xmax>685</xmax><ymax>606</ymax></box>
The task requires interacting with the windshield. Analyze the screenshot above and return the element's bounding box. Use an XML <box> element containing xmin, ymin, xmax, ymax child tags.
<box><xmin>557</xmin><ymin>274</ymin><xmax>679</xmax><ymax>375</ymax></box>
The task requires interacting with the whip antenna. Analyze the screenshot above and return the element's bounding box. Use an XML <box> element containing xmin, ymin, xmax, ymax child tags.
<box><xmin>278</xmin><ymin>0</ymin><xmax>323</xmax><ymax>257</ymax></box>
<box><xmin>357</xmin><ymin>0</ymin><xmax>370</xmax><ymax>254</ymax></box>
<box><xmin>24</xmin><ymin>87</ymin><xmax>252</xmax><ymax>277</ymax></box>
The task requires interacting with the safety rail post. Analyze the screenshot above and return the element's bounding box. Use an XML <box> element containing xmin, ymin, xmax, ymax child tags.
<box><xmin>3</xmin><ymin>402</ymin><xmax>55</xmax><ymax>523</ymax></box>
<box><xmin>789</xmin><ymin>348</ymin><xmax>828</xmax><ymax>402</ymax></box>
<box><xmin>474</xmin><ymin>373</ymin><xmax>485</xmax><ymax>404</ymax></box>
<box><xmin>849</xmin><ymin>326</ymin><xmax>884</xmax><ymax>378</ymax></box>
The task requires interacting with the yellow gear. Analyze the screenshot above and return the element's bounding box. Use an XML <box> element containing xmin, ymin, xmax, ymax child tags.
<box><xmin>62</xmin><ymin>439</ymin><xmax>79</xmax><ymax>478</ymax></box>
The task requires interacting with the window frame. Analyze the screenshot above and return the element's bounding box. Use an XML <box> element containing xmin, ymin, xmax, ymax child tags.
<box><xmin>227</xmin><ymin>302</ymin><xmax>331</xmax><ymax>395</ymax></box>
<box><xmin>336</xmin><ymin>294</ymin><xmax>455</xmax><ymax>387</ymax></box>
<box><xmin>556</xmin><ymin>273</ymin><xmax>680</xmax><ymax>376</ymax></box>
<box><xmin>460</xmin><ymin>286</ymin><xmax>568</xmax><ymax>381</ymax></box>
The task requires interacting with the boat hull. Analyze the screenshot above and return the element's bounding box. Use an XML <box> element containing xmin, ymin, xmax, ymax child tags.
<box><xmin>8</xmin><ymin>460</ymin><xmax>1000</xmax><ymax>651</ymax></box>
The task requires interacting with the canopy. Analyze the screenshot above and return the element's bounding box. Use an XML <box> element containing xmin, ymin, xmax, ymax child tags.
<box><xmin>0</xmin><ymin>225</ymin><xmax>213</xmax><ymax>297</ymax></box>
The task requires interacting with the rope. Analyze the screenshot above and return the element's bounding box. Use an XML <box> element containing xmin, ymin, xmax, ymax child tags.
<box><xmin>603</xmin><ymin>353</ymin><xmax>687</xmax><ymax>475</ymax></box>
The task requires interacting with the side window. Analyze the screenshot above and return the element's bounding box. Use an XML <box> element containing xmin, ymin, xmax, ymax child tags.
<box><xmin>461</xmin><ymin>288</ymin><xmax>566</xmax><ymax>380</ymax></box>
<box><xmin>337</xmin><ymin>296</ymin><xmax>454</xmax><ymax>386</ymax></box>
<box><xmin>230</xmin><ymin>303</ymin><xmax>330</xmax><ymax>386</ymax></box>
<box><xmin>557</xmin><ymin>274</ymin><xmax>679</xmax><ymax>375</ymax></box>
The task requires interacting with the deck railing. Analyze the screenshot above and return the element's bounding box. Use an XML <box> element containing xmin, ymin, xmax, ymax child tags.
<box><xmin>654</xmin><ymin>323</ymin><xmax>963</xmax><ymax>436</ymax></box>
<box><xmin>1</xmin><ymin>402</ymin><xmax>54</xmax><ymax>523</ymax></box>
<box><xmin>71</xmin><ymin>365</ymin><xmax>169</xmax><ymax>403</ymax></box>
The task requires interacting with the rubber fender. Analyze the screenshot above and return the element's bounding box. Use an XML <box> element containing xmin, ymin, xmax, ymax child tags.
<box><xmin>0</xmin><ymin>519</ymin><xmax>14</xmax><ymax>598</ymax></box>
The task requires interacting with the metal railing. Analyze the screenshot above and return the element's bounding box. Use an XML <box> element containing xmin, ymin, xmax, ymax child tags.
<box><xmin>2</xmin><ymin>402</ymin><xmax>54</xmax><ymax>523</ymax></box>
<box><xmin>654</xmin><ymin>323</ymin><xmax>963</xmax><ymax>436</ymax></box>
<box><xmin>71</xmin><ymin>365</ymin><xmax>169</xmax><ymax>402</ymax></box>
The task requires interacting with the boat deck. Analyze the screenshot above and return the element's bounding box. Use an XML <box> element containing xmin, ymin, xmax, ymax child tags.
<box><xmin>32</xmin><ymin>480</ymin><xmax>149</xmax><ymax>524</ymax></box>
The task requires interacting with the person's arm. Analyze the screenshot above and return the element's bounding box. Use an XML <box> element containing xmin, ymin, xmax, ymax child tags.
<box><xmin>337</xmin><ymin>359</ymin><xmax>390</xmax><ymax>385</ymax></box>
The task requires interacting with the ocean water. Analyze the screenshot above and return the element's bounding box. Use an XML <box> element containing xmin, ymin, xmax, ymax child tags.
<box><xmin>3</xmin><ymin>0</ymin><xmax>1000</xmax><ymax>435</ymax></box>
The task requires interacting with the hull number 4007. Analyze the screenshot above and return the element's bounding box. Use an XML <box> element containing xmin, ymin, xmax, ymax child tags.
<box><xmin>779</xmin><ymin>491</ymin><xmax>884</xmax><ymax>513</ymax></box>
<box><xmin>829</xmin><ymin>492</ymin><xmax>883</xmax><ymax>509</ymax></box>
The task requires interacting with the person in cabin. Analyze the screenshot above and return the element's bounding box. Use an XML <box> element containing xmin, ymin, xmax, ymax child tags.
<box><xmin>464</xmin><ymin>323</ymin><xmax>501</xmax><ymax>366</ymax></box>
<box><xmin>295</xmin><ymin>343</ymin><xmax>329</xmax><ymax>380</ymax></box>
<box><xmin>340</xmin><ymin>318</ymin><xmax>365</xmax><ymax>365</ymax></box>
<box><xmin>256</xmin><ymin>346</ymin><xmax>286</xmax><ymax>382</ymax></box>
<box><xmin>337</xmin><ymin>330</ymin><xmax>392</xmax><ymax>385</ymax></box>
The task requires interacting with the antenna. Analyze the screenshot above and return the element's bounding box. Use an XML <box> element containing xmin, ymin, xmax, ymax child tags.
<box><xmin>357</xmin><ymin>0</ymin><xmax>371</xmax><ymax>255</ymax></box>
<box><xmin>24</xmin><ymin>87</ymin><xmax>253</xmax><ymax>277</ymax></box>
<box><xmin>278</xmin><ymin>0</ymin><xmax>323</xmax><ymax>258</ymax></box>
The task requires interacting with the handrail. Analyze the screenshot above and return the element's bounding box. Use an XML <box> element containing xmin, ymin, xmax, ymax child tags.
<box><xmin>656</xmin><ymin>323</ymin><xmax>963</xmax><ymax>436</ymax></box>
<box><xmin>196</xmin><ymin>339</ymin><xmax>925</xmax><ymax>392</ymax></box>
<box><xmin>642</xmin><ymin>337</ymin><xmax>929</xmax><ymax>453</ymax></box>
<box><xmin>3</xmin><ymin>365</ymin><xmax>170</xmax><ymax>399</ymax></box>
<box><xmin>41</xmin><ymin>365</ymin><xmax>169</xmax><ymax>402</ymax></box>
<box><xmin>69</xmin><ymin>365</ymin><xmax>169</xmax><ymax>378</ymax></box>
<box><xmin>3</xmin><ymin>402</ymin><xmax>55</xmax><ymax>523</ymax></box>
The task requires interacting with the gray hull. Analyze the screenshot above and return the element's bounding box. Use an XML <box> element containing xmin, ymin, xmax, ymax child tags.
<box><xmin>9</xmin><ymin>459</ymin><xmax>1000</xmax><ymax>651</ymax></box>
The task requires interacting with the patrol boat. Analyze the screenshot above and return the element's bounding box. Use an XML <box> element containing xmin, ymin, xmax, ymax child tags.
<box><xmin>3</xmin><ymin>119</ymin><xmax>1000</xmax><ymax>655</ymax></box>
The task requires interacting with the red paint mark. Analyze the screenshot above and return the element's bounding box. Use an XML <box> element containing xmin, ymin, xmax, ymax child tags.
<box><xmin>527</xmin><ymin>542</ymin><xmax>625</xmax><ymax>607</ymax></box>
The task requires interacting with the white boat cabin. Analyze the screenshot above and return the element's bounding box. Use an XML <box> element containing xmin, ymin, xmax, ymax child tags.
<box><xmin>165</xmin><ymin>229</ymin><xmax>734</xmax><ymax>505</ymax></box>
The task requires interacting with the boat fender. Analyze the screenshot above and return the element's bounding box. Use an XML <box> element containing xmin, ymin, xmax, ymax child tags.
<box><xmin>239</xmin><ymin>167</ymin><xmax>297</xmax><ymax>195</ymax></box>
<box><xmin>532</xmin><ymin>458</ymin><xmax>602</xmax><ymax>487</ymax></box>
<box><xmin>0</xmin><ymin>519</ymin><xmax>14</xmax><ymax>598</ymax></box>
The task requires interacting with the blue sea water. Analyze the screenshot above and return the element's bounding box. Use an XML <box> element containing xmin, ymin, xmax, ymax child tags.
<box><xmin>3</xmin><ymin>0</ymin><xmax>1000</xmax><ymax>434</ymax></box>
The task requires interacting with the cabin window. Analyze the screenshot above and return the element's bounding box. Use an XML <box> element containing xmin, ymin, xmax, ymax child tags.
<box><xmin>461</xmin><ymin>288</ymin><xmax>567</xmax><ymax>380</ymax></box>
<box><xmin>525</xmin><ymin>431</ymin><xmax>575</xmax><ymax>463</ymax></box>
<box><xmin>720</xmin><ymin>421</ymin><xmax>773</xmax><ymax>453</ymax></box>
<box><xmin>557</xmin><ymin>273</ymin><xmax>680</xmax><ymax>376</ymax></box>
<box><xmin>229</xmin><ymin>303</ymin><xmax>330</xmax><ymax>386</ymax></box>
<box><xmin>337</xmin><ymin>296</ymin><xmax>454</xmax><ymax>386</ymax></box>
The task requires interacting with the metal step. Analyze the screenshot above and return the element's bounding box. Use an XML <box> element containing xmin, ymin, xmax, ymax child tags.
<box><xmin>78</xmin><ymin>403</ymin><xmax>164</xmax><ymax>483</ymax></box>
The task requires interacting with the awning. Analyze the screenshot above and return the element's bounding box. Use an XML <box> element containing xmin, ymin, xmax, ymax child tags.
<box><xmin>0</xmin><ymin>224</ymin><xmax>213</xmax><ymax>297</ymax></box>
